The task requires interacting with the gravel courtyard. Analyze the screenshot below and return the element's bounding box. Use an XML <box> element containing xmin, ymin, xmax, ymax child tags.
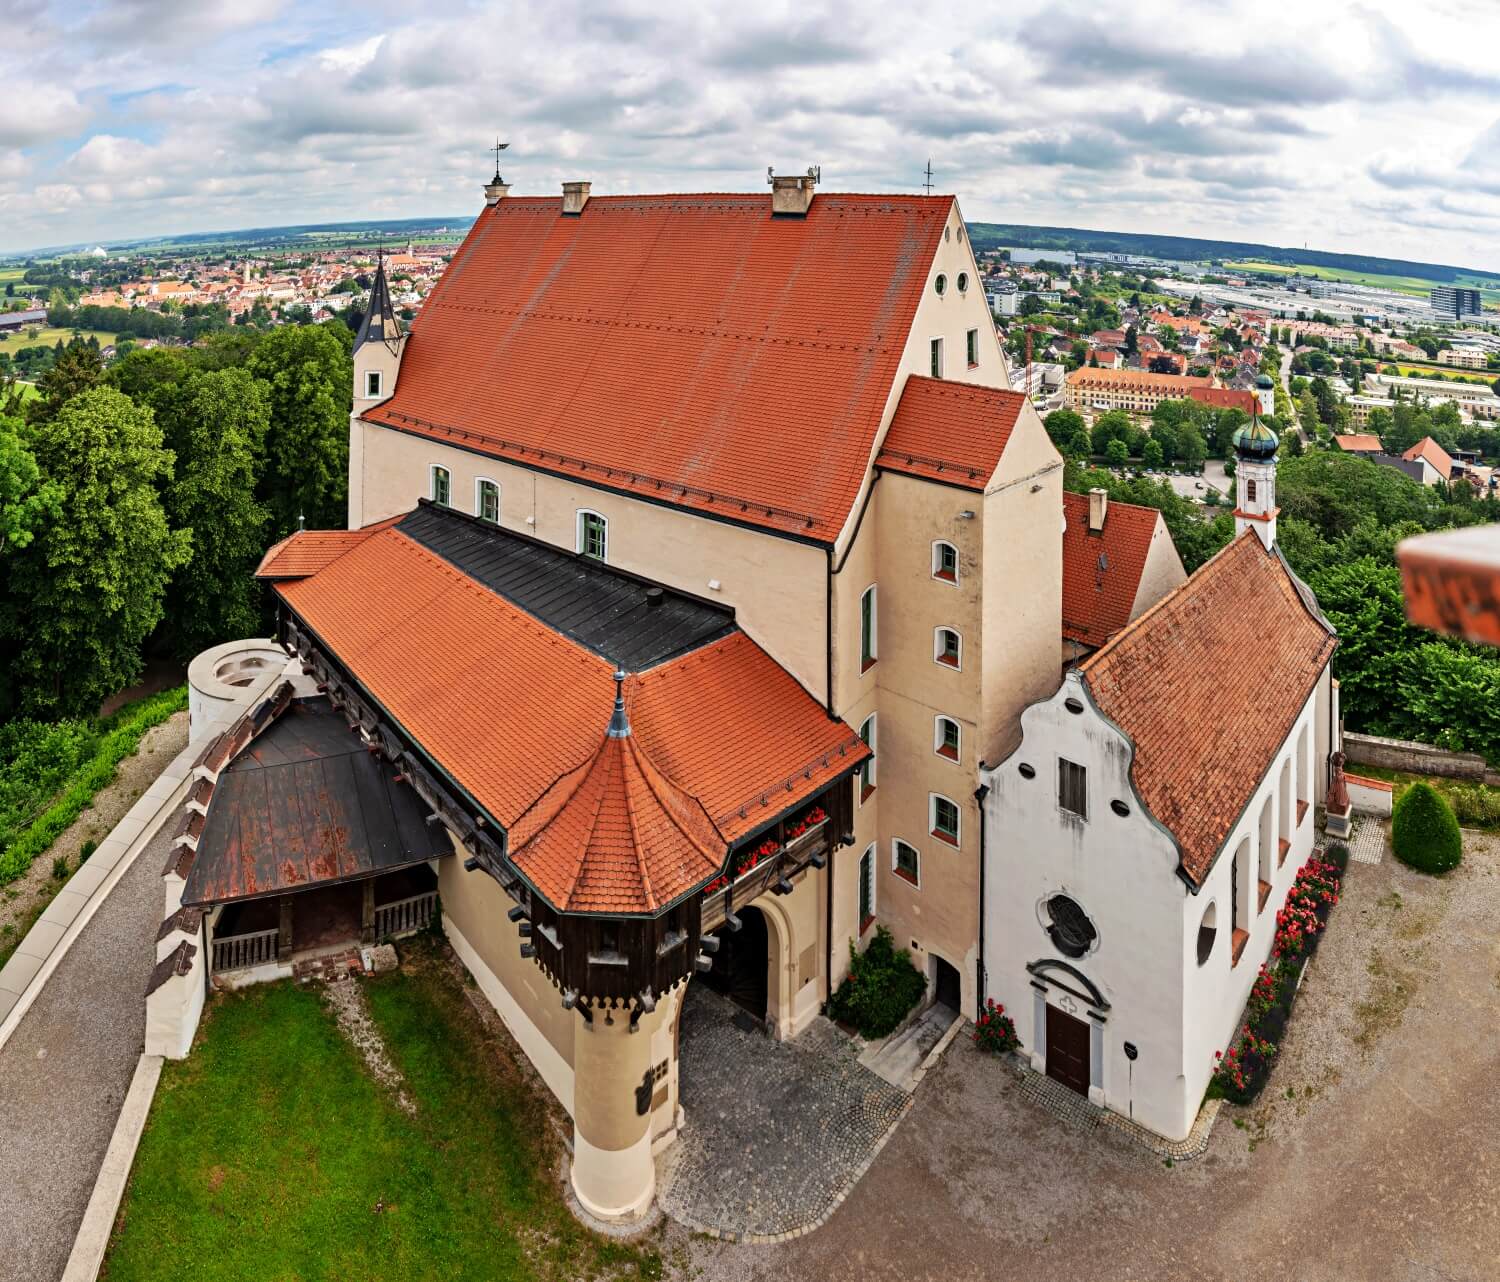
<box><xmin>678</xmin><ymin>830</ymin><xmax>1500</xmax><ymax>1282</ymax></box>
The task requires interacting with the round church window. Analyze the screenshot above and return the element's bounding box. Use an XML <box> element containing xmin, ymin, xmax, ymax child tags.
<box><xmin>1045</xmin><ymin>894</ymin><xmax>1097</xmax><ymax>959</ymax></box>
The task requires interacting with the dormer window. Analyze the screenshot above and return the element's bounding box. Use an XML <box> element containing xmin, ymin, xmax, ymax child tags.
<box><xmin>932</xmin><ymin>541</ymin><xmax>958</xmax><ymax>584</ymax></box>
<box><xmin>430</xmin><ymin>465</ymin><xmax>451</xmax><ymax>506</ymax></box>
<box><xmin>364</xmin><ymin>370</ymin><xmax>382</xmax><ymax>398</ymax></box>
<box><xmin>934</xmin><ymin>627</ymin><xmax>962</xmax><ymax>669</ymax></box>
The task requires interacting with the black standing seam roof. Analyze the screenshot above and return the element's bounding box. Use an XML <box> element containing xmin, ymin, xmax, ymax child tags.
<box><xmin>395</xmin><ymin>501</ymin><xmax>737</xmax><ymax>671</ymax></box>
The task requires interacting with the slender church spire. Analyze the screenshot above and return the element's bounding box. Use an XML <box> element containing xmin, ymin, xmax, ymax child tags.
<box><xmin>354</xmin><ymin>250</ymin><xmax>402</xmax><ymax>355</ymax></box>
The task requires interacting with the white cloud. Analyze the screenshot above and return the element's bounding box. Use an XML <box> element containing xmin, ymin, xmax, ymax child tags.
<box><xmin>4</xmin><ymin>0</ymin><xmax>1500</xmax><ymax>268</ymax></box>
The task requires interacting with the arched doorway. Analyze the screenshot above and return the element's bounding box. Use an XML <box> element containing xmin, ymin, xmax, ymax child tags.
<box><xmin>933</xmin><ymin>956</ymin><xmax>961</xmax><ymax>1013</ymax></box>
<box><xmin>702</xmin><ymin>905</ymin><xmax>769</xmax><ymax>1023</ymax></box>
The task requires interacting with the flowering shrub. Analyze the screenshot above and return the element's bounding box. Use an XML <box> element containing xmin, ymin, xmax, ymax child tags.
<box><xmin>973</xmin><ymin>999</ymin><xmax>1021</xmax><ymax>1055</ymax></box>
<box><xmin>701</xmin><ymin>803</ymin><xmax>830</xmax><ymax>894</ymax></box>
<box><xmin>1210</xmin><ymin>849</ymin><xmax>1344</xmax><ymax>1104</ymax></box>
<box><xmin>827</xmin><ymin>926</ymin><xmax>927</xmax><ymax>1039</ymax></box>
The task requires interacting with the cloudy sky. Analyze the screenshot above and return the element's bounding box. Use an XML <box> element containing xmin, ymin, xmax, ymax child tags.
<box><xmin>6</xmin><ymin>0</ymin><xmax>1500</xmax><ymax>267</ymax></box>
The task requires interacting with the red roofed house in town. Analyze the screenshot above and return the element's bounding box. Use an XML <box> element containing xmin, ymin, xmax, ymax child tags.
<box><xmin>1188</xmin><ymin>386</ymin><xmax>1259</xmax><ymax>417</ymax></box>
<box><xmin>1333</xmin><ymin>433</ymin><xmax>1384</xmax><ymax>454</ymax></box>
<box><xmin>1402</xmin><ymin>436</ymin><xmax>1454</xmax><ymax>485</ymax></box>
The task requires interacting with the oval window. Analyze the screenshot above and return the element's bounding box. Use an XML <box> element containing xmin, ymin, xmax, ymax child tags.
<box><xmin>1018</xmin><ymin>762</ymin><xmax>1036</xmax><ymax>779</ymax></box>
<box><xmin>957</xmin><ymin>271</ymin><xmax>969</xmax><ymax>294</ymax></box>
<box><xmin>1046</xmin><ymin>895</ymin><xmax>1097</xmax><ymax>959</ymax></box>
<box><xmin>1110</xmin><ymin>799</ymin><xmax>1130</xmax><ymax>818</ymax></box>
<box><xmin>1064</xmin><ymin>697</ymin><xmax>1084</xmax><ymax>715</ymax></box>
<box><xmin>935</xmin><ymin>273</ymin><xmax>948</xmax><ymax>296</ymax></box>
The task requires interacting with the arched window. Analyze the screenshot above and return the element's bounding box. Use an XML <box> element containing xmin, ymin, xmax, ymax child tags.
<box><xmin>930</xmin><ymin>793</ymin><xmax>960</xmax><ymax>846</ymax></box>
<box><xmin>858</xmin><ymin>714</ymin><xmax>876</xmax><ymax>801</ymax></box>
<box><xmin>860</xmin><ymin>586</ymin><xmax>877</xmax><ymax>671</ymax></box>
<box><xmin>475</xmin><ymin>478</ymin><xmax>500</xmax><ymax>523</ymax></box>
<box><xmin>430</xmin><ymin>465</ymin><xmax>451</xmax><ymax>506</ymax></box>
<box><xmin>892</xmin><ymin>840</ymin><xmax>920</xmax><ymax>887</ymax></box>
<box><xmin>934</xmin><ymin>716</ymin><xmax>960</xmax><ymax>762</ymax></box>
<box><xmin>1247</xmin><ymin>478</ymin><xmax>1258</xmax><ymax>503</ymax></box>
<box><xmin>932</xmin><ymin>541</ymin><xmax>958</xmax><ymax>584</ymax></box>
<box><xmin>934</xmin><ymin>627</ymin><xmax>962</xmax><ymax>669</ymax></box>
<box><xmin>576</xmin><ymin>509</ymin><xmax>607</xmax><ymax>561</ymax></box>
<box><xmin>1196</xmin><ymin>901</ymin><xmax>1217</xmax><ymax>965</ymax></box>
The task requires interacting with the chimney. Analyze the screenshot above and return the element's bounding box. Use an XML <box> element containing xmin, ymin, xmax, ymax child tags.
<box><xmin>768</xmin><ymin>166</ymin><xmax>820</xmax><ymax>217</ymax></box>
<box><xmin>1088</xmin><ymin>488</ymin><xmax>1108</xmax><ymax>532</ymax></box>
<box><xmin>561</xmin><ymin>181</ymin><xmax>592</xmax><ymax>216</ymax></box>
<box><xmin>484</xmin><ymin>177</ymin><xmax>510</xmax><ymax>207</ymax></box>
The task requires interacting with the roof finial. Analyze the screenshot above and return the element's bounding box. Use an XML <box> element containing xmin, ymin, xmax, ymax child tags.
<box><xmin>490</xmin><ymin>137</ymin><xmax>509</xmax><ymax>184</ymax></box>
<box><xmin>607</xmin><ymin>668</ymin><xmax>630</xmax><ymax>738</ymax></box>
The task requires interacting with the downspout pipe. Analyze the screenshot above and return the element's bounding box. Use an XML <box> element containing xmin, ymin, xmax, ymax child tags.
<box><xmin>974</xmin><ymin>776</ymin><xmax>989</xmax><ymax>1020</ymax></box>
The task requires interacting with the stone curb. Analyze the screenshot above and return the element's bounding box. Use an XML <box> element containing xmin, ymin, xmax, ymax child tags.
<box><xmin>59</xmin><ymin>1054</ymin><xmax>164</xmax><ymax>1282</ymax></box>
<box><xmin>0</xmin><ymin>661</ymin><xmax>287</xmax><ymax>1054</ymax></box>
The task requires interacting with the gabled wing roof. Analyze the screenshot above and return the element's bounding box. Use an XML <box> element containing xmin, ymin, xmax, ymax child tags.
<box><xmin>1402</xmin><ymin>436</ymin><xmax>1453</xmax><ymax>479</ymax></box>
<box><xmin>875</xmin><ymin>375</ymin><xmax>1024</xmax><ymax>491</ymax></box>
<box><xmin>1061</xmin><ymin>492</ymin><xmax>1168</xmax><ymax>646</ymax></box>
<box><xmin>361</xmin><ymin>193</ymin><xmax>953</xmax><ymax>542</ymax></box>
<box><xmin>1079</xmin><ymin>532</ymin><xmax>1336</xmax><ymax>885</ymax></box>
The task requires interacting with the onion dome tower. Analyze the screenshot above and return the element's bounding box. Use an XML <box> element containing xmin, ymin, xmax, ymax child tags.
<box><xmin>1233</xmin><ymin>416</ymin><xmax>1280</xmax><ymax>550</ymax></box>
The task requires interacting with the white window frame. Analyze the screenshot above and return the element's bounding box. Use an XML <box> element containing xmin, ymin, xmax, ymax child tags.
<box><xmin>1058</xmin><ymin>757</ymin><xmax>1088</xmax><ymax>820</ymax></box>
<box><xmin>931</xmin><ymin>540</ymin><xmax>958</xmax><ymax>585</ymax></box>
<box><xmin>860</xmin><ymin>584</ymin><xmax>878</xmax><ymax>671</ymax></box>
<box><xmin>930</xmin><ymin>793</ymin><xmax>961</xmax><ymax>846</ymax></box>
<box><xmin>858</xmin><ymin>713</ymin><xmax>877</xmax><ymax>799</ymax></box>
<box><xmin>934</xmin><ymin>715</ymin><xmax>961</xmax><ymax>763</ymax></box>
<box><xmin>891</xmin><ymin>838</ymin><xmax>921</xmax><ymax>889</ymax></box>
<box><xmin>930</xmin><ymin>336</ymin><xmax>944</xmax><ymax>379</ymax></box>
<box><xmin>933</xmin><ymin>626</ymin><xmax>963</xmax><ymax>670</ymax></box>
<box><xmin>966</xmin><ymin>326</ymin><xmax>979</xmax><ymax>367</ymax></box>
<box><xmin>475</xmin><ymin>477</ymin><xmax>500</xmax><ymax>524</ymax></box>
<box><xmin>364</xmin><ymin>370</ymin><xmax>382</xmax><ymax>398</ymax></box>
<box><xmin>576</xmin><ymin>508</ymin><xmax>608</xmax><ymax>561</ymax></box>
<box><xmin>859</xmin><ymin>842</ymin><xmax>877</xmax><ymax>927</ymax></box>
<box><xmin>429</xmin><ymin>464</ymin><xmax>451</xmax><ymax>506</ymax></box>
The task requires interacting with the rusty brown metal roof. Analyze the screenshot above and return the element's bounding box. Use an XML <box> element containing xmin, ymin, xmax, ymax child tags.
<box><xmin>183</xmin><ymin>697</ymin><xmax>448</xmax><ymax>906</ymax></box>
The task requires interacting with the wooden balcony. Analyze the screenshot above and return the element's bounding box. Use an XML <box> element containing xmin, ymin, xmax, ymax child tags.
<box><xmin>212</xmin><ymin>927</ymin><xmax>278</xmax><ymax>973</ymax></box>
<box><xmin>374</xmin><ymin>890</ymin><xmax>438</xmax><ymax>940</ymax></box>
<box><xmin>702</xmin><ymin>820</ymin><xmax>831</xmax><ymax>932</ymax></box>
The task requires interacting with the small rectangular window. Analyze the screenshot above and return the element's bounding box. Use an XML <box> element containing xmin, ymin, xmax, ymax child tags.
<box><xmin>859</xmin><ymin>846</ymin><xmax>874</xmax><ymax>925</ymax></box>
<box><xmin>893</xmin><ymin>840</ymin><xmax>920</xmax><ymax>886</ymax></box>
<box><xmin>579</xmin><ymin>511</ymin><xmax>607</xmax><ymax>560</ymax></box>
<box><xmin>860</xmin><ymin>587</ymin><xmax>877</xmax><ymax>672</ymax></box>
<box><xmin>936</xmin><ymin>717</ymin><xmax>960</xmax><ymax>761</ymax></box>
<box><xmin>477</xmin><ymin>479</ymin><xmax>499</xmax><ymax>523</ymax></box>
<box><xmin>966</xmin><ymin>327</ymin><xmax>979</xmax><ymax>367</ymax></box>
<box><xmin>1059</xmin><ymin>758</ymin><xmax>1087</xmax><ymax>819</ymax></box>
<box><xmin>431</xmin><ymin>466</ymin><xmax>451</xmax><ymax>506</ymax></box>
<box><xmin>858</xmin><ymin>715</ymin><xmax>876</xmax><ymax>800</ymax></box>
<box><xmin>930</xmin><ymin>337</ymin><xmax>943</xmax><ymax>379</ymax></box>
<box><xmin>934</xmin><ymin>542</ymin><xmax>958</xmax><ymax>583</ymax></box>
<box><xmin>932</xmin><ymin>795</ymin><xmax>959</xmax><ymax>845</ymax></box>
<box><xmin>364</xmin><ymin>370</ymin><xmax>382</xmax><ymax>397</ymax></box>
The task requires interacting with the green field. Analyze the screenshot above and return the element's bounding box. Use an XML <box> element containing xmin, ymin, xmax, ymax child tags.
<box><xmin>1225</xmin><ymin>259</ymin><xmax>1500</xmax><ymax>306</ymax></box>
<box><xmin>0</xmin><ymin>266</ymin><xmax>26</xmax><ymax>285</ymax></box>
<box><xmin>0</xmin><ymin>326</ymin><xmax>118</xmax><ymax>356</ymax></box>
<box><xmin>1378</xmin><ymin>361</ymin><xmax>1496</xmax><ymax>386</ymax></box>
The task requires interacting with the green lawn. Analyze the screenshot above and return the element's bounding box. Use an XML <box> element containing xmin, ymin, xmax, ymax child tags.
<box><xmin>0</xmin><ymin>326</ymin><xmax>118</xmax><ymax>356</ymax></box>
<box><xmin>1377</xmin><ymin>361</ymin><xmax>1496</xmax><ymax>386</ymax></box>
<box><xmin>106</xmin><ymin>945</ymin><xmax>662</xmax><ymax>1281</ymax></box>
<box><xmin>1224</xmin><ymin>259</ymin><xmax>1500</xmax><ymax>306</ymax></box>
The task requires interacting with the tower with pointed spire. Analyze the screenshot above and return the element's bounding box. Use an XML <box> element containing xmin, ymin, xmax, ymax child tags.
<box><xmin>1232</xmin><ymin>415</ymin><xmax>1280</xmax><ymax>550</ymax></box>
<box><xmin>349</xmin><ymin>251</ymin><xmax>409</xmax><ymax>527</ymax></box>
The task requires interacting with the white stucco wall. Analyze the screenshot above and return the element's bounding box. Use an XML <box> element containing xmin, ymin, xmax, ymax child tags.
<box><xmin>982</xmin><ymin>668</ymin><xmax>1331</xmax><ymax>1141</ymax></box>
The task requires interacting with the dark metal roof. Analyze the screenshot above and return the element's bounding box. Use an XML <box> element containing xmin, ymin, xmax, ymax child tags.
<box><xmin>354</xmin><ymin>258</ymin><xmax>401</xmax><ymax>353</ymax></box>
<box><xmin>183</xmin><ymin>697</ymin><xmax>448</xmax><ymax>906</ymax></box>
<box><xmin>396</xmin><ymin>501</ymin><xmax>736</xmax><ymax>671</ymax></box>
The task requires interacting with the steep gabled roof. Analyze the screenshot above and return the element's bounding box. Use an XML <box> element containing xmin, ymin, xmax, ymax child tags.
<box><xmin>360</xmin><ymin>193</ymin><xmax>953</xmax><ymax>542</ymax></box>
<box><xmin>1061</xmin><ymin>492</ymin><xmax>1172</xmax><ymax>646</ymax></box>
<box><xmin>1079</xmin><ymin>532</ymin><xmax>1336</xmax><ymax>885</ymax></box>
<box><xmin>1403</xmin><ymin>436</ymin><xmax>1453</xmax><ymax>479</ymax></box>
<box><xmin>1333</xmin><ymin>433</ymin><xmax>1383</xmax><ymax>453</ymax></box>
<box><xmin>875</xmin><ymin>375</ymin><xmax>1025</xmax><ymax>491</ymax></box>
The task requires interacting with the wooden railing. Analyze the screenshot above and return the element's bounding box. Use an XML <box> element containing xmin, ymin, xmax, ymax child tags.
<box><xmin>211</xmin><ymin>927</ymin><xmax>279</xmax><ymax>973</ymax></box>
<box><xmin>374</xmin><ymin>890</ymin><xmax>437</xmax><ymax>940</ymax></box>
<box><xmin>701</xmin><ymin>821</ymin><xmax>829</xmax><ymax>931</ymax></box>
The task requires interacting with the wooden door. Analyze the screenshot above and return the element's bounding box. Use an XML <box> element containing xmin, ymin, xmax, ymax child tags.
<box><xmin>1045</xmin><ymin>1004</ymin><xmax>1091</xmax><ymax>1096</ymax></box>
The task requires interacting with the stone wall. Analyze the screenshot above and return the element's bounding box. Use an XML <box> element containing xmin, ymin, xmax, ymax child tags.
<box><xmin>1343</xmin><ymin>731</ymin><xmax>1499</xmax><ymax>785</ymax></box>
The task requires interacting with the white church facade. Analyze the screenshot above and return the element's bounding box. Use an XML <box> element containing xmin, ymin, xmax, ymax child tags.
<box><xmin>979</xmin><ymin>420</ymin><xmax>1340</xmax><ymax>1141</ymax></box>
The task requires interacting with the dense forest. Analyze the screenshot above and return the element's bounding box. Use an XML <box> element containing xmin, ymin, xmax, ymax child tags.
<box><xmin>967</xmin><ymin>222</ymin><xmax>1500</xmax><ymax>286</ymax></box>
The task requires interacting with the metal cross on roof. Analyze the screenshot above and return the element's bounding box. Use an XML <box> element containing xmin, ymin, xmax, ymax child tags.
<box><xmin>490</xmin><ymin>138</ymin><xmax>509</xmax><ymax>181</ymax></box>
<box><xmin>923</xmin><ymin>158</ymin><xmax>934</xmax><ymax>194</ymax></box>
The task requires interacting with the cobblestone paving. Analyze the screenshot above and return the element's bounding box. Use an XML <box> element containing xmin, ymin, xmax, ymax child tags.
<box><xmin>656</xmin><ymin>985</ymin><xmax>910</xmax><ymax>1241</ymax></box>
<box><xmin>1346</xmin><ymin>817</ymin><xmax>1388</xmax><ymax>865</ymax></box>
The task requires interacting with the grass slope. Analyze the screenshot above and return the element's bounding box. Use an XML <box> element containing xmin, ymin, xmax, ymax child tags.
<box><xmin>105</xmin><ymin>949</ymin><xmax>661</xmax><ymax>1282</ymax></box>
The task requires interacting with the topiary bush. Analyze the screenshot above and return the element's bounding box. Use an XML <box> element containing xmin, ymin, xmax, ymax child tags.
<box><xmin>1391</xmin><ymin>781</ymin><xmax>1463</xmax><ymax>875</ymax></box>
<box><xmin>826</xmin><ymin>926</ymin><xmax>927</xmax><ymax>1039</ymax></box>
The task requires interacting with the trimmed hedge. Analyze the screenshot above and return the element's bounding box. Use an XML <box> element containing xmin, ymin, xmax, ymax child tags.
<box><xmin>1391</xmin><ymin>781</ymin><xmax>1463</xmax><ymax>875</ymax></box>
<box><xmin>0</xmin><ymin>686</ymin><xmax>187</xmax><ymax>884</ymax></box>
<box><xmin>827</xmin><ymin>926</ymin><xmax>927</xmax><ymax>1039</ymax></box>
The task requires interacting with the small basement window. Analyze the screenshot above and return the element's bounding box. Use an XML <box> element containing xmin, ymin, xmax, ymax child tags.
<box><xmin>932</xmin><ymin>540</ymin><xmax>958</xmax><ymax>583</ymax></box>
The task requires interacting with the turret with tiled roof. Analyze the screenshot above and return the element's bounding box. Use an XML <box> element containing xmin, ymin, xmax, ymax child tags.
<box><xmin>354</xmin><ymin>252</ymin><xmax>402</xmax><ymax>355</ymax></box>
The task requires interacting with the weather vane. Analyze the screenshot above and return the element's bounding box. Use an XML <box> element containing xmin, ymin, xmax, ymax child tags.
<box><xmin>490</xmin><ymin>138</ymin><xmax>510</xmax><ymax>182</ymax></box>
<box><xmin>923</xmin><ymin>159</ymin><xmax>934</xmax><ymax>195</ymax></box>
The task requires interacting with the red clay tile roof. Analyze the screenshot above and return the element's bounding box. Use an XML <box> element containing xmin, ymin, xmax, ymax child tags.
<box><xmin>255</xmin><ymin>515</ymin><xmax>405</xmax><ymax>579</ymax></box>
<box><xmin>1066</xmin><ymin>367</ymin><xmax>1211</xmax><ymax>392</ymax></box>
<box><xmin>1188</xmin><ymin>386</ymin><xmax>1258</xmax><ymax>416</ymax></box>
<box><xmin>1333</xmin><ymin>433</ymin><xmax>1383</xmax><ymax>453</ymax></box>
<box><xmin>1402</xmin><ymin>436</ymin><xmax>1452</xmax><ymax>479</ymax></box>
<box><xmin>875</xmin><ymin>375</ymin><xmax>1025</xmax><ymax>490</ymax></box>
<box><xmin>362</xmin><ymin>193</ymin><xmax>954</xmax><ymax>542</ymax></box>
<box><xmin>269</xmin><ymin>526</ymin><xmax>866</xmax><ymax>911</ymax></box>
<box><xmin>1079</xmin><ymin>532</ymin><xmax>1336</xmax><ymax>885</ymax></box>
<box><xmin>1061</xmin><ymin>492</ymin><xmax>1169</xmax><ymax>646</ymax></box>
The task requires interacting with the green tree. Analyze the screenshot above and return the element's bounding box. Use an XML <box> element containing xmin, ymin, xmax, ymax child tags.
<box><xmin>1306</xmin><ymin>557</ymin><xmax>1417</xmax><ymax>730</ymax></box>
<box><xmin>1142</xmin><ymin>438</ymin><xmax>1164</xmax><ymax>469</ymax></box>
<box><xmin>1391</xmin><ymin>781</ymin><xmax>1462</xmax><ymax>874</ymax></box>
<box><xmin>7</xmin><ymin>388</ymin><xmax>190</xmax><ymax>715</ymax></box>
<box><xmin>247</xmin><ymin>323</ymin><xmax>352</xmax><ymax>534</ymax></box>
<box><xmin>1105</xmin><ymin>437</ymin><xmax>1129</xmax><ymax>467</ymax></box>
<box><xmin>0</xmin><ymin>414</ymin><xmax>60</xmax><ymax>555</ymax></box>
<box><xmin>30</xmin><ymin>336</ymin><xmax>104</xmax><ymax>420</ymax></box>
<box><xmin>1090</xmin><ymin>409</ymin><xmax>1134</xmax><ymax>455</ymax></box>
<box><xmin>1043</xmin><ymin>409</ymin><xmax>1086</xmax><ymax>451</ymax></box>
<box><xmin>154</xmin><ymin>370</ymin><xmax>272</xmax><ymax>659</ymax></box>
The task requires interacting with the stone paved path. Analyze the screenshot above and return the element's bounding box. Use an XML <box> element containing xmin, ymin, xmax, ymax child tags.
<box><xmin>0</xmin><ymin>823</ymin><xmax>168</xmax><ymax>1282</ymax></box>
<box><xmin>1348</xmin><ymin>816</ymin><xmax>1388</xmax><ymax>865</ymax></box>
<box><xmin>656</xmin><ymin>985</ymin><xmax>909</xmax><ymax>1240</ymax></box>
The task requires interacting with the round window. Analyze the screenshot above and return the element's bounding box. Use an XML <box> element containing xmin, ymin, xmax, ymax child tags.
<box><xmin>935</xmin><ymin>273</ymin><xmax>947</xmax><ymax>296</ymax></box>
<box><xmin>1045</xmin><ymin>895</ymin><xmax>1097</xmax><ymax>959</ymax></box>
<box><xmin>957</xmin><ymin>271</ymin><xmax>969</xmax><ymax>294</ymax></box>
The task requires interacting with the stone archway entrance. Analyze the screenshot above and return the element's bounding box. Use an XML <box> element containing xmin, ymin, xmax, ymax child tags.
<box><xmin>702</xmin><ymin>905</ymin><xmax>769</xmax><ymax>1024</ymax></box>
